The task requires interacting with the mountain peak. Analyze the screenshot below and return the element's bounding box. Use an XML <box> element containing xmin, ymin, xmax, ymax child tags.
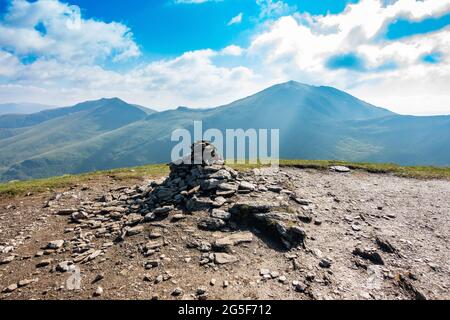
<box><xmin>100</xmin><ymin>97</ymin><xmax>124</xmax><ymax>102</ymax></box>
<box><xmin>282</xmin><ymin>80</ymin><xmax>308</xmax><ymax>86</ymax></box>
<box><xmin>273</xmin><ymin>80</ymin><xmax>311</xmax><ymax>89</ymax></box>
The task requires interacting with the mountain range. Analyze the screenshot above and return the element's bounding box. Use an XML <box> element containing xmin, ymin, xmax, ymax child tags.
<box><xmin>0</xmin><ymin>81</ymin><xmax>449</xmax><ymax>182</ymax></box>
<box><xmin>0</xmin><ymin>102</ymin><xmax>54</xmax><ymax>116</ymax></box>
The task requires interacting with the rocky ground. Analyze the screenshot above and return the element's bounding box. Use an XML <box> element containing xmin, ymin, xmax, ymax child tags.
<box><xmin>0</xmin><ymin>160</ymin><xmax>449</xmax><ymax>300</ymax></box>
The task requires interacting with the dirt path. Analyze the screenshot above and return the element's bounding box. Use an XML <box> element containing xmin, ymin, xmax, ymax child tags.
<box><xmin>0</xmin><ymin>168</ymin><xmax>449</xmax><ymax>300</ymax></box>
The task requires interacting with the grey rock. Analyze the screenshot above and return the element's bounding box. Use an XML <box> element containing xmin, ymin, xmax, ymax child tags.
<box><xmin>88</xmin><ymin>250</ymin><xmax>102</xmax><ymax>261</ymax></box>
<box><xmin>186</xmin><ymin>196</ymin><xmax>214</xmax><ymax>212</ymax></box>
<box><xmin>260</xmin><ymin>268</ymin><xmax>270</xmax><ymax>276</ymax></box>
<box><xmin>145</xmin><ymin>240</ymin><xmax>163</xmax><ymax>250</ymax></box>
<box><xmin>144</xmin><ymin>212</ymin><xmax>156</xmax><ymax>222</ymax></box>
<box><xmin>145</xmin><ymin>260</ymin><xmax>160</xmax><ymax>269</ymax></box>
<box><xmin>126</xmin><ymin>226</ymin><xmax>144</xmax><ymax>236</ymax></box>
<box><xmin>293</xmin><ymin>281</ymin><xmax>308</xmax><ymax>293</ymax></box>
<box><xmin>229</xmin><ymin>201</ymin><xmax>279</xmax><ymax>215</ymax></box>
<box><xmin>210</xmin><ymin>169</ymin><xmax>232</xmax><ymax>180</ymax></box>
<box><xmin>56</xmin><ymin>261</ymin><xmax>73</xmax><ymax>272</ymax></box>
<box><xmin>57</xmin><ymin>208</ymin><xmax>77</xmax><ymax>216</ymax></box>
<box><xmin>92</xmin><ymin>274</ymin><xmax>104</xmax><ymax>284</ymax></box>
<box><xmin>93</xmin><ymin>286</ymin><xmax>103</xmax><ymax>297</ymax></box>
<box><xmin>46</xmin><ymin>240</ymin><xmax>64</xmax><ymax>250</ymax></box>
<box><xmin>268</xmin><ymin>186</ymin><xmax>283</xmax><ymax>193</ymax></box>
<box><xmin>154</xmin><ymin>205</ymin><xmax>174</xmax><ymax>216</ymax></box>
<box><xmin>210</xmin><ymin>209</ymin><xmax>231</xmax><ymax>221</ymax></box>
<box><xmin>149</xmin><ymin>231</ymin><xmax>162</xmax><ymax>239</ymax></box>
<box><xmin>216</xmin><ymin>190</ymin><xmax>237</xmax><ymax>197</ymax></box>
<box><xmin>172</xmin><ymin>287</ymin><xmax>183</xmax><ymax>296</ymax></box>
<box><xmin>214</xmin><ymin>232</ymin><xmax>253</xmax><ymax>251</ymax></box>
<box><xmin>125</xmin><ymin>214</ymin><xmax>143</xmax><ymax>226</ymax></box>
<box><xmin>18</xmin><ymin>278</ymin><xmax>38</xmax><ymax>287</ymax></box>
<box><xmin>201</xmin><ymin>179</ymin><xmax>221</xmax><ymax>190</ymax></box>
<box><xmin>212</xmin><ymin>196</ymin><xmax>227</xmax><ymax>207</ymax></box>
<box><xmin>353</xmin><ymin>247</ymin><xmax>384</xmax><ymax>265</ymax></box>
<box><xmin>2</xmin><ymin>283</ymin><xmax>17</xmax><ymax>293</ymax></box>
<box><xmin>270</xmin><ymin>271</ymin><xmax>280</xmax><ymax>278</ymax></box>
<box><xmin>171</xmin><ymin>214</ymin><xmax>186</xmax><ymax>222</ymax></box>
<box><xmin>199</xmin><ymin>242</ymin><xmax>212</xmax><ymax>252</ymax></box>
<box><xmin>214</xmin><ymin>253</ymin><xmax>238</xmax><ymax>265</ymax></box>
<box><xmin>238</xmin><ymin>181</ymin><xmax>256</xmax><ymax>191</ymax></box>
<box><xmin>198</xmin><ymin>217</ymin><xmax>226</xmax><ymax>231</ymax></box>
<box><xmin>0</xmin><ymin>256</ymin><xmax>14</xmax><ymax>265</ymax></box>
<box><xmin>330</xmin><ymin>166</ymin><xmax>351</xmax><ymax>173</ymax></box>
<box><xmin>71</xmin><ymin>211</ymin><xmax>89</xmax><ymax>221</ymax></box>
<box><xmin>196</xmin><ymin>286</ymin><xmax>207</xmax><ymax>295</ymax></box>
<box><xmin>218</xmin><ymin>182</ymin><xmax>238</xmax><ymax>191</ymax></box>
<box><xmin>297</xmin><ymin>212</ymin><xmax>313</xmax><ymax>223</ymax></box>
<box><xmin>36</xmin><ymin>259</ymin><xmax>53</xmax><ymax>268</ymax></box>
<box><xmin>319</xmin><ymin>258</ymin><xmax>332</xmax><ymax>268</ymax></box>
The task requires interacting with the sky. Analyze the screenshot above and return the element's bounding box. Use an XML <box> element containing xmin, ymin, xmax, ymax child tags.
<box><xmin>0</xmin><ymin>0</ymin><xmax>449</xmax><ymax>115</ymax></box>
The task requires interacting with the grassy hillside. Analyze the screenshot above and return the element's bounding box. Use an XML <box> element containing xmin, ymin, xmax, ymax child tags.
<box><xmin>1</xmin><ymin>160</ymin><xmax>449</xmax><ymax>197</ymax></box>
<box><xmin>0</xmin><ymin>81</ymin><xmax>449</xmax><ymax>182</ymax></box>
<box><xmin>0</xmin><ymin>98</ymin><xmax>151</xmax><ymax>178</ymax></box>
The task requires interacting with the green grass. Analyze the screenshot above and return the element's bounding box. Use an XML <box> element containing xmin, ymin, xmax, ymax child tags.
<box><xmin>278</xmin><ymin>159</ymin><xmax>450</xmax><ymax>180</ymax></box>
<box><xmin>0</xmin><ymin>164</ymin><xmax>169</xmax><ymax>197</ymax></box>
<box><xmin>0</xmin><ymin>160</ymin><xmax>449</xmax><ymax>198</ymax></box>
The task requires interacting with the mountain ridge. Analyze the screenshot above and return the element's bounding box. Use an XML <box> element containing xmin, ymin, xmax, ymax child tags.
<box><xmin>0</xmin><ymin>81</ymin><xmax>448</xmax><ymax>182</ymax></box>
<box><xmin>0</xmin><ymin>102</ymin><xmax>54</xmax><ymax>115</ymax></box>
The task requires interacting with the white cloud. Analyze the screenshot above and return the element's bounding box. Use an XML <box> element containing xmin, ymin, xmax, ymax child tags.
<box><xmin>0</xmin><ymin>48</ymin><xmax>259</xmax><ymax>109</ymax></box>
<box><xmin>227</xmin><ymin>12</ymin><xmax>243</xmax><ymax>26</ymax></box>
<box><xmin>0</xmin><ymin>51</ymin><xmax>22</xmax><ymax>76</ymax></box>
<box><xmin>220</xmin><ymin>45</ymin><xmax>244</xmax><ymax>56</ymax></box>
<box><xmin>0</xmin><ymin>0</ymin><xmax>140</xmax><ymax>63</ymax></box>
<box><xmin>1</xmin><ymin>0</ymin><xmax>450</xmax><ymax>115</ymax></box>
<box><xmin>244</xmin><ymin>0</ymin><xmax>450</xmax><ymax>114</ymax></box>
<box><xmin>256</xmin><ymin>0</ymin><xmax>296</xmax><ymax>19</ymax></box>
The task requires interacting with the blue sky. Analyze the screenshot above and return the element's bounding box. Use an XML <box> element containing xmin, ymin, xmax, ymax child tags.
<box><xmin>40</xmin><ymin>0</ymin><xmax>359</xmax><ymax>55</ymax></box>
<box><xmin>0</xmin><ymin>0</ymin><xmax>361</xmax><ymax>59</ymax></box>
<box><xmin>0</xmin><ymin>0</ymin><xmax>449</xmax><ymax>115</ymax></box>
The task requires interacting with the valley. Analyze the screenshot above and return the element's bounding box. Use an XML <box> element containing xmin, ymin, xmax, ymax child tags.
<box><xmin>0</xmin><ymin>81</ymin><xmax>449</xmax><ymax>182</ymax></box>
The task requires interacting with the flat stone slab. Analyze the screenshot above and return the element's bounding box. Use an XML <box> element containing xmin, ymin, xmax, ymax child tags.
<box><xmin>330</xmin><ymin>166</ymin><xmax>351</xmax><ymax>173</ymax></box>
<box><xmin>214</xmin><ymin>232</ymin><xmax>253</xmax><ymax>248</ymax></box>
<box><xmin>214</xmin><ymin>253</ymin><xmax>239</xmax><ymax>265</ymax></box>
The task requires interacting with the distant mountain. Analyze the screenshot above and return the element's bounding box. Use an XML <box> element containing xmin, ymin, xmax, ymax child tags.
<box><xmin>0</xmin><ymin>102</ymin><xmax>54</xmax><ymax>115</ymax></box>
<box><xmin>0</xmin><ymin>81</ymin><xmax>448</xmax><ymax>182</ymax></box>
<box><xmin>0</xmin><ymin>98</ymin><xmax>156</xmax><ymax>129</ymax></box>
<box><xmin>0</xmin><ymin>98</ymin><xmax>154</xmax><ymax>179</ymax></box>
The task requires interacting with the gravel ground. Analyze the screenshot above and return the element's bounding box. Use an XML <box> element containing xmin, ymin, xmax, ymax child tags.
<box><xmin>0</xmin><ymin>167</ymin><xmax>449</xmax><ymax>300</ymax></box>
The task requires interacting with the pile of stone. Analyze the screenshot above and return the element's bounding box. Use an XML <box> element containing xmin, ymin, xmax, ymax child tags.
<box><xmin>56</xmin><ymin>141</ymin><xmax>307</xmax><ymax>258</ymax></box>
<box><xmin>146</xmin><ymin>140</ymin><xmax>239</xmax><ymax>212</ymax></box>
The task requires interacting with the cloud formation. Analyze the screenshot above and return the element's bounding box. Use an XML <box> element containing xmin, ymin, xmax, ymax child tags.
<box><xmin>256</xmin><ymin>0</ymin><xmax>296</xmax><ymax>19</ymax></box>
<box><xmin>228</xmin><ymin>12</ymin><xmax>243</xmax><ymax>26</ymax></box>
<box><xmin>0</xmin><ymin>0</ymin><xmax>450</xmax><ymax>115</ymax></box>
<box><xmin>0</xmin><ymin>0</ymin><xmax>140</xmax><ymax>63</ymax></box>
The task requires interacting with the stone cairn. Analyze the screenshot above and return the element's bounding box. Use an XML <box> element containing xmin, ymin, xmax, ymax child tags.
<box><xmin>133</xmin><ymin>140</ymin><xmax>305</xmax><ymax>249</ymax></box>
<box><xmin>144</xmin><ymin>140</ymin><xmax>239</xmax><ymax>214</ymax></box>
<box><xmin>54</xmin><ymin>141</ymin><xmax>306</xmax><ymax>267</ymax></box>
